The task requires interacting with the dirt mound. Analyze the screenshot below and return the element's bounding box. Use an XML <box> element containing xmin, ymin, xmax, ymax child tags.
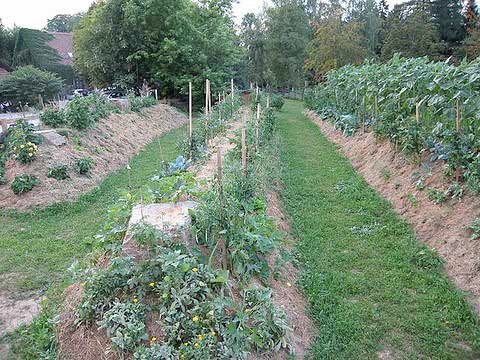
<box><xmin>0</xmin><ymin>105</ymin><xmax>187</xmax><ymax>211</ymax></box>
<box><xmin>306</xmin><ymin>110</ymin><xmax>480</xmax><ymax>311</ymax></box>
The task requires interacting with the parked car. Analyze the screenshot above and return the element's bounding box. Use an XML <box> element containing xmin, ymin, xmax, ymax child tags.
<box><xmin>73</xmin><ymin>89</ymin><xmax>89</xmax><ymax>97</ymax></box>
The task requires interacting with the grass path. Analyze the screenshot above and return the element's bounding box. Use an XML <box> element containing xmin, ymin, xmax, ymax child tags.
<box><xmin>278</xmin><ymin>100</ymin><xmax>480</xmax><ymax>359</ymax></box>
<box><xmin>0</xmin><ymin>126</ymin><xmax>185</xmax><ymax>294</ymax></box>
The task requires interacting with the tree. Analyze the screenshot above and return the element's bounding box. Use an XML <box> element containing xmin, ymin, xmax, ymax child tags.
<box><xmin>45</xmin><ymin>14</ymin><xmax>83</xmax><ymax>33</ymax></box>
<box><xmin>430</xmin><ymin>0</ymin><xmax>465</xmax><ymax>50</ymax></box>
<box><xmin>12</xmin><ymin>28</ymin><xmax>61</xmax><ymax>70</ymax></box>
<box><xmin>265</xmin><ymin>0</ymin><xmax>311</xmax><ymax>89</ymax></box>
<box><xmin>0</xmin><ymin>65</ymin><xmax>63</xmax><ymax>106</ymax></box>
<box><xmin>240</xmin><ymin>13</ymin><xmax>267</xmax><ymax>86</ymax></box>
<box><xmin>464</xmin><ymin>0</ymin><xmax>479</xmax><ymax>32</ymax></box>
<box><xmin>381</xmin><ymin>1</ymin><xmax>444</xmax><ymax>60</ymax></box>
<box><xmin>0</xmin><ymin>20</ymin><xmax>15</xmax><ymax>69</ymax></box>
<box><xmin>73</xmin><ymin>0</ymin><xmax>241</xmax><ymax>101</ymax></box>
<box><xmin>305</xmin><ymin>5</ymin><xmax>368</xmax><ymax>79</ymax></box>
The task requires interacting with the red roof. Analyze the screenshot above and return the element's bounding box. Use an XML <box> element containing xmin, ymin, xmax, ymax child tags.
<box><xmin>0</xmin><ymin>66</ymin><xmax>9</xmax><ymax>78</ymax></box>
<box><xmin>48</xmin><ymin>32</ymin><xmax>74</xmax><ymax>66</ymax></box>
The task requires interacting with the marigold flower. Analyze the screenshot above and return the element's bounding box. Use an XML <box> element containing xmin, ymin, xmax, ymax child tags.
<box><xmin>192</xmin><ymin>316</ymin><xmax>199</xmax><ymax>322</ymax></box>
<box><xmin>194</xmin><ymin>342</ymin><xmax>200</xmax><ymax>348</ymax></box>
<box><xmin>211</xmin><ymin>331</ymin><xmax>216</xmax><ymax>336</ymax></box>
<box><xmin>149</xmin><ymin>337</ymin><xmax>157</xmax><ymax>343</ymax></box>
<box><xmin>28</xmin><ymin>153</ymin><xmax>33</xmax><ymax>157</ymax></box>
<box><xmin>197</xmin><ymin>334</ymin><xmax>203</xmax><ymax>341</ymax></box>
<box><xmin>133</xmin><ymin>296</ymin><xmax>139</xmax><ymax>303</ymax></box>
<box><xmin>286</xmin><ymin>282</ymin><xmax>292</xmax><ymax>287</ymax></box>
<box><xmin>192</xmin><ymin>267</ymin><xmax>198</xmax><ymax>273</ymax></box>
<box><xmin>20</xmin><ymin>145</ymin><xmax>25</xmax><ymax>149</ymax></box>
<box><xmin>149</xmin><ymin>282</ymin><xmax>155</xmax><ymax>287</ymax></box>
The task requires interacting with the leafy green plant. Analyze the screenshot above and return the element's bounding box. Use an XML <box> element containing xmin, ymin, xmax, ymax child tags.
<box><xmin>11</xmin><ymin>141</ymin><xmax>38</xmax><ymax>164</ymax></box>
<box><xmin>47</xmin><ymin>165</ymin><xmax>69</xmax><ymax>180</ymax></box>
<box><xmin>73</xmin><ymin>157</ymin><xmax>94</xmax><ymax>175</ymax></box>
<box><xmin>40</xmin><ymin>107</ymin><xmax>66</xmax><ymax>127</ymax></box>
<box><xmin>128</xmin><ymin>93</ymin><xmax>158</xmax><ymax>112</ymax></box>
<box><xmin>66</xmin><ymin>96</ymin><xmax>95</xmax><ymax>129</ymax></box>
<box><xmin>11</xmin><ymin>174</ymin><xmax>39</xmax><ymax>194</ymax></box>
<box><xmin>469</xmin><ymin>218</ymin><xmax>480</xmax><ymax>240</ymax></box>
<box><xmin>270</xmin><ymin>94</ymin><xmax>285</xmax><ymax>111</ymax></box>
<box><xmin>426</xmin><ymin>188</ymin><xmax>447</xmax><ymax>204</ymax></box>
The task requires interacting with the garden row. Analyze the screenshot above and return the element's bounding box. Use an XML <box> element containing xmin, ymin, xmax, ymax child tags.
<box><xmin>0</xmin><ymin>92</ymin><xmax>157</xmax><ymax>196</ymax></box>
<box><xmin>14</xmin><ymin>90</ymin><xmax>293</xmax><ymax>359</ymax></box>
<box><xmin>305</xmin><ymin>55</ymin><xmax>480</xmax><ymax>195</ymax></box>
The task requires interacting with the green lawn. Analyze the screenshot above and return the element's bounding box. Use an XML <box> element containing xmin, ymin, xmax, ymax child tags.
<box><xmin>0</xmin><ymin>126</ymin><xmax>186</xmax><ymax>294</ymax></box>
<box><xmin>278</xmin><ymin>100</ymin><xmax>480</xmax><ymax>359</ymax></box>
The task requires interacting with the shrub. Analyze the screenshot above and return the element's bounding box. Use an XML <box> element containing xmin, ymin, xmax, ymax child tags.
<box><xmin>66</xmin><ymin>96</ymin><xmax>95</xmax><ymax>129</ymax></box>
<box><xmin>11</xmin><ymin>141</ymin><xmax>38</xmax><ymax>164</ymax></box>
<box><xmin>11</xmin><ymin>174</ymin><xmax>38</xmax><ymax>194</ymax></box>
<box><xmin>0</xmin><ymin>166</ymin><xmax>6</xmax><ymax>185</ymax></box>
<box><xmin>270</xmin><ymin>94</ymin><xmax>284</xmax><ymax>111</ymax></box>
<box><xmin>0</xmin><ymin>65</ymin><xmax>63</xmax><ymax>106</ymax></box>
<box><xmin>40</xmin><ymin>107</ymin><xmax>66</xmax><ymax>128</ymax></box>
<box><xmin>128</xmin><ymin>92</ymin><xmax>157</xmax><ymax>112</ymax></box>
<box><xmin>47</xmin><ymin>165</ymin><xmax>69</xmax><ymax>180</ymax></box>
<box><xmin>73</xmin><ymin>157</ymin><xmax>94</xmax><ymax>175</ymax></box>
<box><xmin>469</xmin><ymin>218</ymin><xmax>480</xmax><ymax>240</ymax></box>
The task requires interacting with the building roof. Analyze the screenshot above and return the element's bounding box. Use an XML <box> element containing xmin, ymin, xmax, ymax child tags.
<box><xmin>0</xmin><ymin>66</ymin><xmax>9</xmax><ymax>78</ymax></box>
<box><xmin>47</xmin><ymin>32</ymin><xmax>74</xmax><ymax>66</ymax></box>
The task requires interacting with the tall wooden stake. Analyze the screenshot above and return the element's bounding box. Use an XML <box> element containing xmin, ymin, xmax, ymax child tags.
<box><xmin>255</xmin><ymin>104</ymin><xmax>260</xmax><ymax>151</ymax></box>
<box><xmin>362</xmin><ymin>96</ymin><xmax>366</xmax><ymax>132</ymax></box>
<box><xmin>416</xmin><ymin>102</ymin><xmax>420</xmax><ymax>124</ymax></box>
<box><xmin>189</xmin><ymin>81</ymin><xmax>193</xmax><ymax>159</ymax></box>
<box><xmin>205</xmin><ymin>79</ymin><xmax>209</xmax><ymax>117</ymax></box>
<box><xmin>231</xmin><ymin>79</ymin><xmax>234</xmax><ymax>117</ymax></box>
<box><xmin>241</xmin><ymin>128</ymin><xmax>247</xmax><ymax>176</ymax></box>
<box><xmin>266</xmin><ymin>95</ymin><xmax>270</xmax><ymax>109</ymax></box>
<box><xmin>456</xmin><ymin>99</ymin><xmax>462</xmax><ymax>182</ymax></box>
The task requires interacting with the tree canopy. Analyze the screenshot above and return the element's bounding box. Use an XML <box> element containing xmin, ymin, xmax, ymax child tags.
<box><xmin>45</xmin><ymin>14</ymin><xmax>83</xmax><ymax>33</ymax></box>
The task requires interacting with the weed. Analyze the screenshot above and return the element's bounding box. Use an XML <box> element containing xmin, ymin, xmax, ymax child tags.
<box><xmin>11</xmin><ymin>174</ymin><xmax>39</xmax><ymax>194</ymax></box>
<box><xmin>47</xmin><ymin>165</ymin><xmax>70</xmax><ymax>181</ymax></box>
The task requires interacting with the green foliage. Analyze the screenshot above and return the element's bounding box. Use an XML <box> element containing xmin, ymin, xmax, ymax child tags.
<box><xmin>73</xmin><ymin>157</ymin><xmax>94</xmax><ymax>175</ymax></box>
<box><xmin>128</xmin><ymin>93</ymin><xmax>157</xmax><ymax>112</ymax></box>
<box><xmin>45</xmin><ymin>13</ymin><xmax>83</xmax><ymax>32</ymax></box>
<box><xmin>40</xmin><ymin>107</ymin><xmax>66</xmax><ymax>128</ymax></box>
<box><xmin>11</xmin><ymin>141</ymin><xmax>38</xmax><ymax>164</ymax></box>
<box><xmin>269</xmin><ymin>94</ymin><xmax>284</xmax><ymax>111</ymax></box>
<box><xmin>12</xmin><ymin>28</ymin><xmax>61</xmax><ymax>69</ymax></box>
<box><xmin>305</xmin><ymin>55</ymin><xmax>480</xmax><ymax>189</ymax></box>
<box><xmin>469</xmin><ymin>218</ymin><xmax>480</xmax><ymax>240</ymax></box>
<box><xmin>426</xmin><ymin>188</ymin><xmax>448</xmax><ymax>204</ymax></box>
<box><xmin>11</xmin><ymin>174</ymin><xmax>39</xmax><ymax>194</ymax></box>
<box><xmin>65</xmin><ymin>93</ymin><xmax>116</xmax><ymax>129</ymax></box>
<box><xmin>47</xmin><ymin>165</ymin><xmax>70</xmax><ymax>180</ymax></box>
<box><xmin>0</xmin><ymin>65</ymin><xmax>63</xmax><ymax>106</ymax></box>
<box><xmin>73</xmin><ymin>0</ymin><xmax>241</xmax><ymax>100</ymax></box>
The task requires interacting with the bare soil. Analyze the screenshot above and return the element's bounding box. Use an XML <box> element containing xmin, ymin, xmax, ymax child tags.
<box><xmin>0</xmin><ymin>105</ymin><xmax>187</xmax><ymax>211</ymax></box>
<box><xmin>305</xmin><ymin>110</ymin><xmax>480</xmax><ymax>312</ymax></box>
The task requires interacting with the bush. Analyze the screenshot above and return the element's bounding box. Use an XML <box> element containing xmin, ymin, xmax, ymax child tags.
<box><xmin>11</xmin><ymin>174</ymin><xmax>38</xmax><ymax>194</ymax></box>
<box><xmin>73</xmin><ymin>157</ymin><xmax>94</xmax><ymax>175</ymax></box>
<box><xmin>0</xmin><ymin>65</ymin><xmax>63</xmax><ymax>106</ymax></box>
<box><xmin>66</xmin><ymin>96</ymin><xmax>95</xmax><ymax>129</ymax></box>
<box><xmin>270</xmin><ymin>94</ymin><xmax>284</xmax><ymax>111</ymax></box>
<box><xmin>47</xmin><ymin>165</ymin><xmax>69</xmax><ymax>180</ymax></box>
<box><xmin>40</xmin><ymin>107</ymin><xmax>66</xmax><ymax>128</ymax></box>
<box><xmin>128</xmin><ymin>92</ymin><xmax>157</xmax><ymax>112</ymax></box>
<box><xmin>11</xmin><ymin>141</ymin><xmax>38</xmax><ymax>164</ymax></box>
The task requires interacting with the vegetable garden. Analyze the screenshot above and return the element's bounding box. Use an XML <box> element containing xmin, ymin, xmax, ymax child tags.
<box><xmin>305</xmin><ymin>55</ymin><xmax>480</xmax><ymax>193</ymax></box>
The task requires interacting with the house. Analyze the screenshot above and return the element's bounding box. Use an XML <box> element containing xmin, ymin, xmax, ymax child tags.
<box><xmin>47</xmin><ymin>32</ymin><xmax>74</xmax><ymax>66</ymax></box>
<box><xmin>0</xmin><ymin>66</ymin><xmax>9</xmax><ymax>80</ymax></box>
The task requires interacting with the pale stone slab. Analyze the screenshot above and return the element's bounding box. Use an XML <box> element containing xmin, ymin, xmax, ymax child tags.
<box><xmin>123</xmin><ymin>201</ymin><xmax>199</xmax><ymax>258</ymax></box>
<box><xmin>42</xmin><ymin>131</ymin><xmax>67</xmax><ymax>146</ymax></box>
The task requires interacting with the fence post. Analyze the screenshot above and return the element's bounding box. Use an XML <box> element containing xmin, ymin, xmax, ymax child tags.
<box><xmin>456</xmin><ymin>99</ymin><xmax>462</xmax><ymax>182</ymax></box>
<box><xmin>242</xmin><ymin>128</ymin><xmax>247</xmax><ymax>176</ymax></box>
<box><xmin>189</xmin><ymin>81</ymin><xmax>193</xmax><ymax>159</ymax></box>
<box><xmin>231</xmin><ymin>79</ymin><xmax>234</xmax><ymax>118</ymax></box>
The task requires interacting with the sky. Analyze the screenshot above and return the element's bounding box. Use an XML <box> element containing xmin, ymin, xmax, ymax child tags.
<box><xmin>1</xmin><ymin>0</ymin><xmax>405</xmax><ymax>30</ymax></box>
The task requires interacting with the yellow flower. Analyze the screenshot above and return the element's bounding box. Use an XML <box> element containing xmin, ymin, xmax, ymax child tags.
<box><xmin>211</xmin><ymin>331</ymin><xmax>216</xmax><ymax>336</ymax></box>
<box><xmin>286</xmin><ymin>282</ymin><xmax>292</xmax><ymax>287</ymax></box>
<box><xmin>194</xmin><ymin>342</ymin><xmax>200</xmax><ymax>348</ymax></box>
<box><xmin>181</xmin><ymin>355</ymin><xmax>184</xmax><ymax>360</ymax></box>
<box><xmin>149</xmin><ymin>282</ymin><xmax>155</xmax><ymax>287</ymax></box>
<box><xmin>192</xmin><ymin>316</ymin><xmax>199</xmax><ymax>322</ymax></box>
<box><xmin>133</xmin><ymin>296</ymin><xmax>139</xmax><ymax>303</ymax></box>
<box><xmin>149</xmin><ymin>337</ymin><xmax>157</xmax><ymax>343</ymax></box>
<box><xmin>183</xmin><ymin>342</ymin><xmax>189</xmax><ymax>346</ymax></box>
<box><xmin>28</xmin><ymin>153</ymin><xmax>33</xmax><ymax>157</ymax></box>
<box><xmin>20</xmin><ymin>145</ymin><xmax>25</xmax><ymax>149</ymax></box>
<box><xmin>192</xmin><ymin>267</ymin><xmax>198</xmax><ymax>273</ymax></box>
<box><xmin>81</xmin><ymin>282</ymin><xmax>86</xmax><ymax>287</ymax></box>
<box><xmin>197</xmin><ymin>334</ymin><xmax>203</xmax><ymax>341</ymax></box>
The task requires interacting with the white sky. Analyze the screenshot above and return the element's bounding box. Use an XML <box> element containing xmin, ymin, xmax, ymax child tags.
<box><xmin>1</xmin><ymin>0</ymin><xmax>404</xmax><ymax>30</ymax></box>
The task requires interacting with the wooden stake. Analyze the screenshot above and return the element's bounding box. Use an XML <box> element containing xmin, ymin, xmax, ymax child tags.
<box><xmin>255</xmin><ymin>106</ymin><xmax>260</xmax><ymax>151</ymax></box>
<box><xmin>231</xmin><ymin>79</ymin><xmax>234</xmax><ymax>117</ymax></box>
<box><xmin>189</xmin><ymin>81</ymin><xmax>193</xmax><ymax>159</ymax></box>
<box><xmin>154</xmin><ymin>89</ymin><xmax>158</xmax><ymax>101</ymax></box>
<box><xmin>208</xmin><ymin>80</ymin><xmax>212</xmax><ymax>114</ymax></box>
<box><xmin>216</xmin><ymin>148</ymin><xmax>227</xmax><ymax>269</ymax></box>
<box><xmin>266</xmin><ymin>95</ymin><xmax>270</xmax><ymax>109</ymax></box>
<box><xmin>241</xmin><ymin>128</ymin><xmax>247</xmax><ymax>176</ymax></box>
<box><xmin>205</xmin><ymin>79</ymin><xmax>209</xmax><ymax>117</ymax></box>
<box><xmin>456</xmin><ymin>99</ymin><xmax>462</xmax><ymax>182</ymax></box>
<box><xmin>416</xmin><ymin>102</ymin><xmax>420</xmax><ymax>124</ymax></box>
<box><xmin>362</xmin><ymin>96</ymin><xmax>366</xmax><ymax>132</ymax></box>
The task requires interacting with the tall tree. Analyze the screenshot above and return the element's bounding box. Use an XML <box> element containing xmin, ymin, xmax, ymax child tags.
<box><xmin>0</xmin><ymin>20</ymin><xmax>15</xmax><ymax>69</ymax></box>
<box><xmin>430</xmin><ymin>0</ymin><xmax>465</xmax><ymax>49</ymax></box>
<box><xmin>12</xmin><ymin>28</ymin><xmax>61</xmax><ymax>69</ymax></box>
<box><xmin>381</xmin><ymin>1</ymin><xmax>444</xmax><ymax>60</ymax></box>
<box><xmin>265</xmin><ymin>0</ymin><xmax>311</xmax><ymax>89</ymax></box>
<box><xmin>45</xmin><ymin>14</ymin><xmax>83</xmax><ymax>33</ymax></box>
<box><xmin>305</xmin><ymin>4</ymin><xmax>368</xmax><ymax>79</ymax></box>
<box><xmin>240</xmin><ymin>13</ymin><xmax>267</xmax><ymax>86</ymax></box>
<box><xmin>464</xmin><ymin>0</ymin><xmax>479</xmax><ymax>32</ymax></box>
